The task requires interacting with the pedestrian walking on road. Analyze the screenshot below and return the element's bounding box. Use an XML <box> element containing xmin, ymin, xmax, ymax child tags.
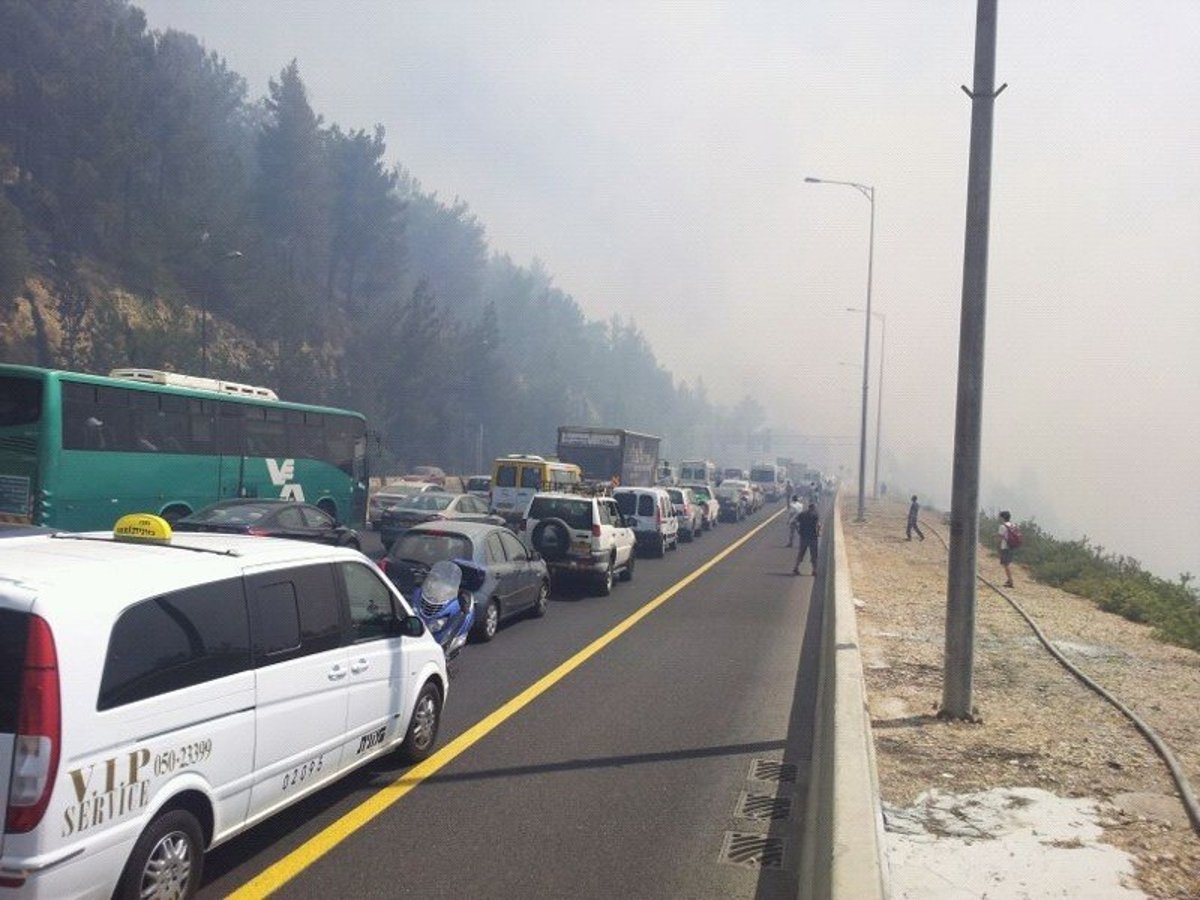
<box><xmin>785</xmin><ymin>494</ymin><xmax>803</xmax><ymax>547</ymax></box>
<box><xmin>998</xmin><ymin>510</ymin><xmax>1018</xmax><ymax>588</ymax></box>
<box><xmin>792</xmin><ymin>502</ymin><xmax>820</xmax><ymax>576</ymax></box>
<box><xmin>906</xmin><ymin>495</ymin><xmax>925</xmax><ymax>541</ymax></box>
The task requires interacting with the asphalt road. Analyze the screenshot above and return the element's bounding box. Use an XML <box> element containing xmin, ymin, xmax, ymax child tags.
<box><xmin>198</xmin><ymin>502</ymin><xmax>824</xmax><ymax>899</ymax></box>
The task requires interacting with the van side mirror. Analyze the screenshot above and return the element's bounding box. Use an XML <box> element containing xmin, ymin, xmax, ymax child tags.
<box><xmin>393</xmin><ymin>614</ymin><xmax>425</xmax><ymax>638</ymax></box>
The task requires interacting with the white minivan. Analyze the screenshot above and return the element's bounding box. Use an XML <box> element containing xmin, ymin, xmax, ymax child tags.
<box><xmin>612</xmin><ymin>487</ymin><xmax>679</xmax><ymax>558</ymax></box>
<box><xmin>0</xmin><ymin>516</ymin><xmax>447</xmax><ymax>899</ymax></box>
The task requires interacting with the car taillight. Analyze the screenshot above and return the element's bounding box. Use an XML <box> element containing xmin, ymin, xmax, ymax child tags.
<box><xmin>247</xmin><ymin>526</ymin><xmax>271</xmax><ymax>536</ymax></box>
<box><xmin>592</xmin><ymin>523</ymin><xmax>602</xmax><ymax>537</ymax></box>
<box><xmin>7</xmin><ymin>615</ymin><xmax>61</xmax><ymax>834</ymax></box>
<box><xmin>519</xmin><ymin>519</ymin><xmax>527</xmax><ymax>532</ymax></box>
<box><xmin>377</xmin><ymin>558</ymin><xmax>389</xmax><ymax>573</ymax></box>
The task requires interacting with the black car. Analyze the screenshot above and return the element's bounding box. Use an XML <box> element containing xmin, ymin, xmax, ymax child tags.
<box><xmin>377</xmin><ymin>521</ymin><xmax>550</xmax><ymax>642</ymax></box>
<box><xmin>174</xmin><ymin>500</ymin><xmax>362</xmax><ymax>550</ymax></box>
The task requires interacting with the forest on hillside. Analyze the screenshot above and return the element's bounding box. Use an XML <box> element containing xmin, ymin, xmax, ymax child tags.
<box><xmin>0</xmin><ymin>0</ymin><xmax>770</xmax><ymax>472</ymax></box>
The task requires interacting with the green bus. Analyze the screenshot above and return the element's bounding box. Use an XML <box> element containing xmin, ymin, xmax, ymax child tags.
<box><xmin>0</xmin><ymin>365</ymin><xmax>368</xmax><ymax>530</ymax></box>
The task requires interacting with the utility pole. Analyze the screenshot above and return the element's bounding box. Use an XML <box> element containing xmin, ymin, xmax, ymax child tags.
<box><xmin>872</xmin><ymin>312</ymin><xmax>885</xmax><ymax>499</ymax></box>
<box><xmin>942</xmin><ymin>0</ymin><xmax>1005</xmax><ymax>719</ymax></box>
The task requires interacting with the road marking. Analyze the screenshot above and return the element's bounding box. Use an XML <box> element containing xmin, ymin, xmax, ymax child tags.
<box><xmin>230</xmin><ymin>508</ymin><xmax>786</xmax><ymax>898</ymax></box>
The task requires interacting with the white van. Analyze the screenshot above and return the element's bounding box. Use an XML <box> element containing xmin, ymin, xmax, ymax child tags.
<box><xmin>612</xmin><ymin>487</ymin><xmax>679</xmax><ymax>558</ymax></box>
<box><xmin>0</xmin><ymin>516</ymin><xmax>447</xmax><ymax>899</ymax></box>
<box><xmin>678</xmin><ymin>459</ymin><xmax>716</xmax><ymax>485</ymax></box>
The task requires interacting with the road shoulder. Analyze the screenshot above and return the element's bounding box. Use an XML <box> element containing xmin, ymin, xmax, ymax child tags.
<box><xmin>842</xmin><ymin>495</ymin><xmax>1200</xmax><ymax>898</ymax></box>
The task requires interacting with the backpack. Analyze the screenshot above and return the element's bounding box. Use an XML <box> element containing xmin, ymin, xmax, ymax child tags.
<box><xmin>1004</xmin><ymin>523</ymin><xmax>1023</xmax><ymax>549</ymax></box>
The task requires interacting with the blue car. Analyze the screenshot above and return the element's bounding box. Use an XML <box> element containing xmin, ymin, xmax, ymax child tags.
<box><xmin>377</xmin><ymin>521</ymin><xmax>550</xmax><ymax>642</ymax></box>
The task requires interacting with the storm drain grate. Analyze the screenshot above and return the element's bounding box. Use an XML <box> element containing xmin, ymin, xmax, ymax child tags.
<box><xmin>749</xmin><ymin>759</ymin><xmax>798</xmax><ymax>784</ymax></box>
<box><xmin>719</xmin><ymin>831</ymin><xmax>786</xmax><ymax>869</ymax></box>
<box><xmin>736</xmin><ymin>791</ymin><xmax>793</xmax><ymax>821</ymax></box>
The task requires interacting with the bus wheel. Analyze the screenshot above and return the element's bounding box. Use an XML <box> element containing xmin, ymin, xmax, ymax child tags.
<box><xmin>317</xmin><ymin>498</ymin><xmax>337</xmax><ymax>519</ymax></box>
<box><xmin>161</xmin><ymin>505</ymin><xmax>191</xmax><ymax>525</ymax></box>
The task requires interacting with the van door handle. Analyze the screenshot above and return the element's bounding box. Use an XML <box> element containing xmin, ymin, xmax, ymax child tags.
<box><xmin>350</xmin><ymin>657</ymin><xmax>369</xmax><ymax>674</ymax></box>
<box><xmin>328</xmin><ymin>664</ymin><xmax>348</xmax><ymax>680</ymax></box>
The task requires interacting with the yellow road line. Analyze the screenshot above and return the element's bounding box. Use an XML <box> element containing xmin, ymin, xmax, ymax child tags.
<box><xmin>230</xmin><ymin>508</ymin><xmax>786</xmax><ymax>898</ymax></box>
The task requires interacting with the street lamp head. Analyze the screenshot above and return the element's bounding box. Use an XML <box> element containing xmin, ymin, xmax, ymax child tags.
<box><xmin>225</xmin><ymin>250</ymin><xmax>244</xmax><ymax>260</ymax></box>
<box><xmin>804</xmin><ymin>177</ymin><xmax>822</xmax><ymax>183</ymax></box>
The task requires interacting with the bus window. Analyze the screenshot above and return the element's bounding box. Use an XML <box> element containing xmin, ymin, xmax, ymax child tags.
<box><xmin>327</xmin><ymin>414</ymin><xmax>362</xmax><ymax>475</ymax></box>
<box><xmin>288</xmin><ymin>410</ymin><xmax>326</xmax><ymax>460</ymax></box>
<box><xmin>217</xmin><ymin>401</ymin><xmax>244</xmax><ymax>454</ymax></box>
<box><xmin>243</xmin><ymin>405</ymin><xmax>287</xmax><ymax>457</ymax></box>
<box><xmin>0</xmin><ymin>375</ymin><xmax>42</xmax><ymax>426</ymax></box>
<box><xmin>188</xmin><ymin>398</ymin><xmax>216</xmax><ymax>453</ymax></box>
<box><xmin>155</xmin><ymin>395</ymin><xmax>189</xmax><ymax>453</ymax></box>
<box><xmin>95</xmin><ymin>386</ymin><xmax>135</xmax><ymax>451</ymax></box>
<box><xmin>62</xmin><ymin>382</ymin><xmax>100</xmax><ymax>449</ymax></box>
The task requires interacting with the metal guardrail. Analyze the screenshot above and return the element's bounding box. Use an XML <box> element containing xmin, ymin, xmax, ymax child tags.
<box><xmin>798</xmin><ymin>493</ymin><xmax>889</xmax><ymax>899</ymax></box>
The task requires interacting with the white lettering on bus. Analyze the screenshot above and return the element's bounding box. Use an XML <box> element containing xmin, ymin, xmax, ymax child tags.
<box><xmin>267</xmin><ymin>459</ymin><xmax>306</xmax><ymax>502</ymax></box>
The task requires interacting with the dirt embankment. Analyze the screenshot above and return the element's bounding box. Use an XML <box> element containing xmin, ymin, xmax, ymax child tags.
<box><xmin>842</xmin><ymin>495</ymin><xmax>1200</xmax><ymax>899</ymax></box>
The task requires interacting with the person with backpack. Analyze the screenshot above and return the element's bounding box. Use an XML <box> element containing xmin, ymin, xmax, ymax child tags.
<box><xmin>998</xmin><ymin>510</ymin><xmax>1022</xmax><ymax>588</ymax></box>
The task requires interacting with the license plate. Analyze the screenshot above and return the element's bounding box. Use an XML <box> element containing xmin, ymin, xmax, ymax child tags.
<box><xmin>571</xmin><ymin>540</ymin><xmax>591</xmax><ymax>554</ymax></box>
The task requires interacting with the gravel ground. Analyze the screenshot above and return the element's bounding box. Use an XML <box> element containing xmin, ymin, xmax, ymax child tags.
<box><xmin>842</xmin><ymin>494</ymin><xmax>1200</xmax><ymax>899</ymax></box>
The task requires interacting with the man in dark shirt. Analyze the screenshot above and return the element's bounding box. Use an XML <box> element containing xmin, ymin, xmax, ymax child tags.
<box><xmin>906</xmin><ymin>495</ymin><xmax>925</xmax><ymax>541</ymax></box>
<box><xmin>792</xmin><ymin>502</ymin><xmax>820</xmax><ymax>576</ymax></box>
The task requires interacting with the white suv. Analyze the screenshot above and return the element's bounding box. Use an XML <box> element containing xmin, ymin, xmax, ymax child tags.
<box><xmin>521</xmin><ymin>492</ymin><xmax>636</xmax><ymax>596</ymax></box>
<box><xmin>613</xmin><ymin>487</ymin><xmax>679</xmax><ymax>557</ymax></box>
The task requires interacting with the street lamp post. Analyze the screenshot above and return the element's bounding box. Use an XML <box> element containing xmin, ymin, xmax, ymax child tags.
<box><xmin>806</xmin><ymin>176</ymin><xmax>876</xmax><ymax>521</ymax></box>
<box><xmin>199</xmin><ymin>242</ymin><xmax>243</xmax><ymax>378</ymax></box>
<box><xmin>847</xmin><ymin>307</ymin><xmax>886</xmax><ymax>499</ymax></box>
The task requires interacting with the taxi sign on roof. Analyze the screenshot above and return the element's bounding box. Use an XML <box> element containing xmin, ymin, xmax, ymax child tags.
<box><xmin>113</xmin><ymin>513</ymin><xmax>173</xmax><ymax>542</ymax></box>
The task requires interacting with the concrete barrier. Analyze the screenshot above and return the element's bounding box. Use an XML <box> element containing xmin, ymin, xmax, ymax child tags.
<box><xmin>799</xmin><ymin>495</ymin><xmax>889</xmax><ymax>899</ymax></box>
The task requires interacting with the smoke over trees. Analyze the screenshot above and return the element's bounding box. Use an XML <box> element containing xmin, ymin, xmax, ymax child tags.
<box><xmin>0</xmin><ymin>0</ymin><xmax>770</xmax><ymax>470</ymax></box>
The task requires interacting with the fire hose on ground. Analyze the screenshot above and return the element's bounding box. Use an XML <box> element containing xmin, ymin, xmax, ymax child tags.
<box><xmin>917</xmin><ymin>516</ymin><xmax>1200</xmax><ymax>837</ymax></box>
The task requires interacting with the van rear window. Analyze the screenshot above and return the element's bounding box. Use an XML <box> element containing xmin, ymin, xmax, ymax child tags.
<box><xmin>0</xmin><ymin>609</ymin><xmax>29</xmax><ymax>732</ymax></box>
<box><xmin>495</xmin><ymin>465</ymin><xmax>517</xmax><ymax>487</ymax></box>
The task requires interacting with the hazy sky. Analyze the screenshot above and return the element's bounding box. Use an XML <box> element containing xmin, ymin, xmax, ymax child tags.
<box><xmin>136</xmin><ymin>1</ymin><xmax>1199</xmax><ymax>579</ymax></box>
